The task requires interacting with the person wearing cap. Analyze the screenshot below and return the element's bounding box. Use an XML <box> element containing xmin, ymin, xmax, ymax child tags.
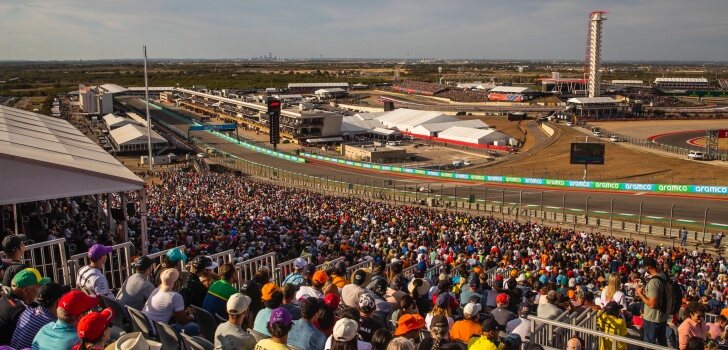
<box><xmin>1</xmin><ymin>234</ymin><xmax>28</xmax><ymax>288</ymax></box>
<box><xmin>425</xmin><ymin>294</ymin><xmax>455</xmax><ymax>330</ymax></box>
<box><xmin>116</xmin><ymin>256</ymin><xmax>155</xmax><ymax>311</ymax></box>
<box><xmin>505</xmin><ymin>305</ymin><xmax>531</xmax><ymax>344</ymax></box>
<box><xmin>366</xmin><ymin>260</ymin><xmax>388</xmax><ymax>290</ymax></box>
<box><xmin>636</xmin><ymin>257</ymin><xmax>669</xmax><ymax>346</ymax></box>
<box><xmin>394</xmin><ymin>313</ymin><xmax>426</xmax><ymax>341</ymax></box>
<box><xmin>300</xmin><ymin>264</ymin><xmax>317</xmax><ymax>287</ymax></box>
<box><xmin>325</xmin><ymin>318</ymin><xmax>359</xmax><ymax>350</ymax></box>
<box><xmin>255</xmin><ymin>307</ymin><xmax>294</xmax><ymax>350</ymax></box>
<box><xmin>215</xmin><ymin>293</ymin><xmax>255</xmax><ymax>350</ymax></box>
<box><xmin>449</xmin><ymin>302</ymin><xmax>482</xmax><ymax>343</ymax></box>
<box><xmin>32</xmin><ymin>289</ymin><xmax>99</xmax><ymax>350</ymax></box>
<box><xmin>459</xmin><ymin>273</ymin><xmax>484</xmax><ymax>308</ymax></box>
<box><xmin>288</xmin><ymin>297</ymin><xmax>326</xmax><ymax>350</ymax></box>
<box><xmin>203</xmin><ymin>262</ymin><xmax>239</xmax><ymax>319</ymax></box>
<box><xmin>254</xmin><ymin>283</ymin><xmax>284</xmax><ymax>337</ymax></box>
<box><xmin>107</xmin><ymin>332</ymin><xmax>161</xmax><ymax>350</ymax></box>
<box><xmin>490</xmin><ymin>293</ymin><xmax>516</xmax><ymax>328</ymax></box>
<box><xmin>142</xmin><ymin>268</ymin><xmax>199</xmax><ymax>336</ymax></box>
<box><xmin>72</xmin><ymin>307</ymin><xmax>114</xmax><ymax>350</ymax></box>
<box><xmin>11</xmin><ymin>282</ymin><xmax>70</xmax><ymax>350</ymax></box>
<box><xmin>359</xmin><ymin>293</ymin><xmax>385</xmax><ymax>342</ymax></box>
<box><xmin>0</xmin><ymin>267</ymin><xmax>49</xmax><ymax>345</ymax></box>
<box><xmin>283</xmin><ymin>258</ymin><xmax>308</xmax><ymax>286</ymax></box>
<box><xmin>371</xmin><ymin>278</ymin><xmax>394</xmax><ymax>322</ymax></box>
<box><xmin>500</xmin><ymin>333</ymin><xmax>522</xmax><ymax>350</ymax></box>
<box><xmin>281</xmin><ymin>283</ymin><xmax>302</xmax><ymax>320</ymax></box>
<box><xmin>179</xmin><ymin>255</ymin><xmax>217</xmax><ymax>308</ymax></box>
<box><xmin>331</xmin><ymin>262</ymin><xmax>349</xmax><ymax>291</ymax></box>
<box><xmin>297</xmin><ymin>270</ymin><xmax>327</xmax><ymax>300</ymax></box>
<box><xmin>152</xmin><ymin>247</ymin><xmax>187</xmax><ymax>285</ymax></box>
<box><xmin>76</xmin><ymin>244</ymin><xmax>115</xmax><ymax>299</ymax></box>
<box><xmin>467</xmin><ymin>318</ymin><xmax>501</xmax><ymax>350</ymax></box>
<box><xmin>343</xmin><ymin>268</ymin><xmax>372</xmax><ymax>308</ymax></box>
<box><xmin>417</xmin><ymin>314</ymin><xmax>465</xmax><ymax>350</ymax></box>
<box><xmin>597</xmin><ymin>301</ymin><xmax>628</xmax><ymax>350</ymax></box>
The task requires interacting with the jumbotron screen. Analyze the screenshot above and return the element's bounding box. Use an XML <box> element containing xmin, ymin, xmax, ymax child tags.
<box><xmin>570</xmin><ymin>142</ymin><xmax>605</xmax><ymax>165</ymax></box>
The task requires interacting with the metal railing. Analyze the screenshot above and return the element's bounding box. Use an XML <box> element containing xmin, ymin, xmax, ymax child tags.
<box><xmin>345</xmin><ymin>256</ymin><xmax>375</xmax><ymax>279</ymax></box>
<box><xmin>235</xmin><ymin>252</ymin><xmax>276</xmax><ymax>286</ymax></box>
<box><xmin>206</xmin><ymin>249</ymin><xmax>235</xmax><ymax>275</ymax></box>
<box><xmin>147</xmin><ymin>245</ymin><xmax>187</xmax><ymax>271</ymax></box>
<box><xmin>67</xmin><ymin>241</ymin><xmax>134</xmax><ymax>290</ymax></box>
<box><xmin>25</xmin><ymin>238</ymin><xmax>70</xmax><ymax>285</ymax></box>
<box><xmin>316</xmin><ymin>257</ymin><xmax>345</xmax><ymax>271</ymax></box>
<box><xmin>529</xmin><ymin>315</ymin><xmax>666</xmax><ymax>350</ymax></box>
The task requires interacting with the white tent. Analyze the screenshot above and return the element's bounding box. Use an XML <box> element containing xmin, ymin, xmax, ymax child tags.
<box><xmin>102</xmin><ymin>113</ymin><xmax>138</xmax><ymax>130</ymax></box>
<box><xmin>375</xmin><ymin>109</ymin><xmax>455</xmax><ymax>131</ymax></box>
<box><xmin>437</xmin><ymin>126</ymin><xmax>509</xmax><ymax>145</ymax></box>
<box><xmin>0</xmin><ymin>105</ymin><xmax>144</xmax><ymax>205</ymax></box>
<box><xmin>341</xmin><ymin>115</ymin><xmax>386</xmax><ymax>135</ymax></box>
<box><xmin>410</xmin><ymin>119</ymin><xmax>489</xmax><ymax>137</ymax></box>
<box><xmin>109</xmin><ymin>124</ymin><xmax>167</xmax><ymax>152</ymax></box>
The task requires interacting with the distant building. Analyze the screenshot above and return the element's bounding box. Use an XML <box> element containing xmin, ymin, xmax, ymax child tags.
<box><xmin>654</xmin><ymin>77</ymin><xmax>710</xmax><ymax>90</ymax></box>
<box><xmin>611</xmin><ymin>80</ymin><xmax>644</xmax><ymax>86</ymax></box>
<box><xmin>288</xmin><ymin>82</ymin><xmax>349</xmax><ymax>94</ymax></box>
<box><xmin>487</xmin><ymin>86</ymin><xmax>537</xmax><ymax>102</ymax></box>
<box><xmin>79</xmin><ymin>84</ymin><xmax>97</xmax><ymax>113</ymax></box>
<box><xmin>567</xmin><ymin>97</ymin><xmax>622</xmax><ymax>118</ymax></box>
<box><xmin>314</xmin><ymin>88</ymin><xmax>348</xmax><ymax>99</ymax></box>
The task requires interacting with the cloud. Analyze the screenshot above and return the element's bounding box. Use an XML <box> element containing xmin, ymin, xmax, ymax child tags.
<box><xmin>0</xmin><ymin>0</ymin><xmax>725</xmax><ymax>61</ymax></box>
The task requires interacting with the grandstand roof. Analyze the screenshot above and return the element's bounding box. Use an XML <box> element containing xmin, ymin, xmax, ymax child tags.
<box><xmin>567</xmin><ymin>97</ymin><xmax>618</xmax><ymax>104</ymax></box>
<box><xmin>341</xmin><ymin>115</ymin><xmax>386</xmax><ymax>135</ymax></box>
<box><xmin>99</xmin><ymin>84</ymin><xmax>128</xmax><ymax>94</ymax></box>
<box><xmin>654</xmin><ymin>77</ymin><xmax>708</xmax><ymax>83</ymax></box>
<box><xmin>126</xmin><ymin>86</ymin><xmax>175</xmax><ymax>92</ymax></box>
<box><xmin>288</xmin><ymin>82</ymin><xmax>349</xmax><ymax>88</ymax></box>
<box><xmin>102</xmin><ymin>113</ymin><xmax>138</xmax><ymax>128</ymax></box>
<box><xmin>375</xmin><ymin>109</ymin><xmax>455</xmax><ymax>130</ymax></box>
<box><xmin>315</xmin><ymin>88</ymin><xmax>347</xmax><ymax>93</ymax></box>
<box><xmin>611</xmin><ymin>80</ymin><xmax>644</xmax><ymax>85</ymax></box>
<box><xmin>489</xmin><ymin>86</ymin><xmax>536</xmax><ymax>94</ymax></box>
<box><xmin>109</xmin><ymin>124</ymin><xmax>166</xmax><ymax>146</ymax></box>
<box><xmin>0</xmin><ymin>105</ymin><xmax>144</xmax><ymax>205</ymax></box>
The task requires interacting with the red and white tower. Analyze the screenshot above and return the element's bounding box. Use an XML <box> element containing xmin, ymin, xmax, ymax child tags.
<box><xmin>585</xmin><ymin>11</ymin><xmax>607</xmax><ymax>98</ymax></box>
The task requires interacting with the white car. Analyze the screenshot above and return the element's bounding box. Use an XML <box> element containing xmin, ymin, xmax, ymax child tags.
<box><xmin>463</xmin><ymin>160</ymin><xmax>472</xmax><ymax>166</ymax></box>
<box><xmin>593</xmin><ymin>130</ymin><xmax>602</xmax><ymax>137</ymax></box>
<box><xmin>566</xmin><ymin>121</ymin><xmax>574</xmax><ymax>127</ymax></box>
<box><xmin>688</xmin><ymin>151</ymin><xmax>705</xmax><ymax>160</ymax></box>
<box><xmin>609</xmin><ymin>136</ymin><xmax>620</xmax><ymax>142</ymax></box>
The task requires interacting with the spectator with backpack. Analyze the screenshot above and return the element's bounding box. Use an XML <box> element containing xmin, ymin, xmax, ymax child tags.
<box><xmin>636</xmin><ymin>257</ymin><xmax>676</xmax><ymax>346</ymax></box>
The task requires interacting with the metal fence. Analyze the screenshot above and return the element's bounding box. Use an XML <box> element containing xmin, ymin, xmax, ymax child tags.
<box><xmin>67</xmin><ymin>241</ymin><xmax>134</xmax><ymax>290</ymax></box>
<box><xmin>25</xmin><ymin>238</ymin><xmax>70</xmax><ymax>285</ymax></box>
<box><xmin>207</xmin><ymin>249</ymin><xmax>235</xmax><ymax>276</ymax></box>
<box><xmin>345</xmin><ymin>257</ymin><xmax>375</xmax><ymax>279</ymax></box>
<box><xmin>147</xmin><ymin>245</ymin><xmax>187</xmax><ymax>272</ymax></box>
<box><xmin>529</xmin><ymin>315</ymin><xmax>666</xmax><ymax>350</ymax></box>
<box><xmin>235</xmin><ymin>252</ymin><xmax>276</xmax><ymax>287</ymax></box>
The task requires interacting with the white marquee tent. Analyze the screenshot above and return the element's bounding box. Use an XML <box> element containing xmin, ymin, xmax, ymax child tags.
<box><xmin>437</xmin><ymin>126</ymin><xmax>510</xmax><ymax>145</ymax></box>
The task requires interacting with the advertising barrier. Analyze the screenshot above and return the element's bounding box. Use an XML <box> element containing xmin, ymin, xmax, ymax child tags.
<box><xmin>301</xmin><ymin>152</ymin><xmax>728</xmax><ymax>196</ymax></box>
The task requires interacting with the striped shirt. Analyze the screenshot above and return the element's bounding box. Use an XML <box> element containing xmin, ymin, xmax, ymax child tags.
<box><xmin>76</xmin><ymin>265</ymin><xmax>115</xmax><ymax>299</ymax></box>
<box><xmin>11</xmin><ymin>306</ymin><xmax>55</xmax><ymax>350</ymax></box>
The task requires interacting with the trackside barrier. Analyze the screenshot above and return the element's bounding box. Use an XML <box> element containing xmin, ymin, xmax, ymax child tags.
<box><xmin>529</xmin><ymin>315</ymin><xmax>665</xmax><ymax>350</ymax></box>
<box><xmin>345</xmin><ymin>257</ymin><xmax>374</xmax><ymax>279</ymax></box>
<box><xmin>235</xmin><ymin>252</ymin><xmax>276</xmax><ymax>286</ymax></box>
<box><xmin>68</xmin><ymin>242</ymin><xmax>134</xmax><ymax>290</ymax></box>
<box><xmin>147</xmin><ymin>245</ymin><xmax>187</xmax><ymax>272</ymax></box>
<box><xmin>207</xmin><ymin>249</ymin><xmax>235</xmax><ymax>275</ymax></box>
<box><xmin>300</xmin><ymin>152</ymin><xmax>728</xmax><ymax>196</ymax></box>
<box><xmin>25</xmin><ymin>238</ymin><xmax>70</xmax><ymax>285</ymax></box>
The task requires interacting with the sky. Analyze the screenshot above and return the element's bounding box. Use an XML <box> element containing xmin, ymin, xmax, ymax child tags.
<box><xmin>1</xmin><ymin>0</ymin><xmax>727</xmax><ymax>62</ymax></box>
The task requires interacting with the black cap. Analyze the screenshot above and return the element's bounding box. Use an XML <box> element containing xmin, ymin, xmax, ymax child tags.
<box><xmin>38</xmin><ymin>282</ymin><xmax>71</xmax><ymax>306</ymax></box>
<box><xmin>374</xmin><ymin>260</ymin><xmax>386</xmax><ymax>272</ymax></box>
<box><xmin>482</xmin><ymin>317</ymin><xmax>501</xmax><ymax>332</ymax></box>
<box><xmin>431</xmin><ymin>315</ymin><xmax>449</xmax><ymax>329</ymax></box>
<box><xmin>191</xmin><ymin>255</ymin><xmax>212</xmax><ymax>270</ymax></box>
<box><xmin>304</xmin><ymin>263</ymin><xmax>317</xmax><ymax>275</ymax></box>
<box><xmin>468</xmin><ymin>273</ymin><xmax>481</xmax><ymax>288</ymax></box>
<box><xmin>132</xmin><ymin>256</ymin><xmax>153</xmax><ymax>271</ymax></box>
<box><xmin>373</xmin><ymin>278</ymin><xmax>388</xmax><ymax>295</ymax></box>
<box><xmin>2</xmin><ymin>234</ymin><xmax>27</xmax><ymax>255</ymax></box>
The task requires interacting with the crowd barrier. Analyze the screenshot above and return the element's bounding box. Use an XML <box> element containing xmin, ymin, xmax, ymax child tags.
<box><xmin>300</xmin><ymin>152</ymin><xmax>728</xmax><ymax>196</ymax></box>
<box><xmin>345</xmin><ymin>257</ymin><xmax>374</xmax><ymax>279</ymax></box>
<box><xmin>147</xmin><ymin>245</ymin><xmax>187</xmax><ymax>272</ymax></box>
<box><xmin>529</xmin><ymin>315</ymin><xmax>664</xmax><ymax>350</ymax></box>
<box><xmin>275</xmin><ymin>257</ymin><xmax>299</xmax><ymax>285</ymax></box>
<box><xmin>25</xmin><ymin>238</ymin><xmax>71</xmax><ymax>285</ymax></box>
<box><xmin>235</xmin><ymin>252</ymin><xmax>276</xmax><ymax>287</ymax></box>
<box><xmin>67</xmin><ymin>242</ymin><xmax>134</xmax><ymax>290</ymax></box>
<box><xmin>206</xmin><ymin>249</ymin><xmax>235</xmax><ymax>275</ymax></box>
<box><xmin>316</xmin><ymin>257</ymin><xmax>345</xmax><ymax>271</ymax></box>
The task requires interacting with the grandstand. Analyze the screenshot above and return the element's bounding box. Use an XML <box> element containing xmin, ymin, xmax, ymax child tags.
<box><xmin>487</xmin><ymin>86</ymin><xmax>537</xmax><ymax>102</ymax></box>
<box><xmin>654</xmin><ymin>77</ymin><xmax>710</xmax><ymax>90</ymax></box>
<box><xmin>391</xmin><ymin>81</ymin><xmax>449</xmax><ymax>96</ymax></box>
<box><xmin>287</xmin><ymin>82</ymin><xmax>349</xmax><ymax>94</ymax></box>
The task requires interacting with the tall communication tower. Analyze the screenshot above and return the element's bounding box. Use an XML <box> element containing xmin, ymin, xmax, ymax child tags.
<box><xmin>585</xmin><ymin>11</ymin><xmax>607</xmax><ymax>98</ymax></box>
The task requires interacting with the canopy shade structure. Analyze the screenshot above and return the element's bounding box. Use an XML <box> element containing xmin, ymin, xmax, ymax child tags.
<box><xmin>0</xmin><ymin>105</ymin><xmax>144</xmax><ymax>205</ymax></box>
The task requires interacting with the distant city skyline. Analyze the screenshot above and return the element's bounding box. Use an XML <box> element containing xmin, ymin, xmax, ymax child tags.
<box><xmin>1</xmin><ymin>0</ymin><xmax>726</xmax><ymax>62</ymax></box>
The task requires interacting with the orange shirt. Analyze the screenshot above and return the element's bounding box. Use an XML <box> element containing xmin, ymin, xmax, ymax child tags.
<box><xmin>332</xmin><ymin>276</ymin><xmax>347</xmax><ymax>289</ymax></box>
<box><xmin>449</xmin><ymin>319</ymin><xmax>482</xmax><ymax>343</ymax></box>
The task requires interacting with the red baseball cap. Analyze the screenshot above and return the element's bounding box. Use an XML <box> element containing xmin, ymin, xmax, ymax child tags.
<box><xmin>58</xmin><ymin>290</ymin><xmax>99</xmax><ymax>317</ymax></box>
<box><xmin>496</xmin><ymin>293</ymin><xmax>510</xmax><ymax>305</ymax></box>
<box><xmin>77</xmin><ymin>308</ymin><xmax>114</xmax><ymax>340</ymax></box>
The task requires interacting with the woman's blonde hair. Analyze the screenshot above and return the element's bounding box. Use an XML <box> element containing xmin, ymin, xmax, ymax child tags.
<box><xmin>604</xmin><ymin>274</ymin><xmax>621</xmax><ymax>302</ymax></box>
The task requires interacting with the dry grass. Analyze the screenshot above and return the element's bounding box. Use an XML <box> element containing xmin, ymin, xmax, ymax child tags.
<box><xmin>482</xmin><ymin>123</ymin><xmax>728</xmax><ymax>185</ymax></box>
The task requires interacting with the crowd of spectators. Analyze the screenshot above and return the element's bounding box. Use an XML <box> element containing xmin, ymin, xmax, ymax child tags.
<box><xmin>433</xmin><ymin>90</ymin><xmax>490</xmax><ymax>103</ymax></box>
<box><xmin>392</xmin><ymin>82</ymin><xmax>449</xmax><ymax>96</ymax></box>
<box><xmin>2</xmin><ymin>169</ymin><xmax>728</xmax><ymax>349</ymax></box>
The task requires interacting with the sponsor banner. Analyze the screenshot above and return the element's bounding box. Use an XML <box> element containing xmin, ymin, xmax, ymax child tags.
<box><xmin>212</xmin><ymin>130</ymin><xmax>305</xmax><ymax>163</ymax></box>
<box><xmin>299</xmin><ymin>152</ymin><xmax>728</xmax><ymax>196</ymax></box>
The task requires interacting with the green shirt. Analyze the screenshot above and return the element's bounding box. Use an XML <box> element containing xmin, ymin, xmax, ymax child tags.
<box><xmin>208</xmin><ymin>279</ymin><xmax>238</xmax><ymax>301</ymax></box>
<box><xmin>643</xmin><ymin>273</ymin><xmax>669</xmax><ymax>323</ymax></box>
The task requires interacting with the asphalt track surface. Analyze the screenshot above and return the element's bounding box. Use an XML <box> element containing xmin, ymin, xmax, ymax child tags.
<box><xmin>118</xmin><ymin>97</ymin><xmax>728</xmax><ymax>227</ymax></box>
<box><xmin>652</xmin><ymin>130</ymin><xmax>708</xmax><ymax>152</ymax></box>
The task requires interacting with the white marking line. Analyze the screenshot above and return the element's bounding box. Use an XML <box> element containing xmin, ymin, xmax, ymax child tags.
<box><xmin>712</xmin><ymin>223</ymin><xmax>728</xmax><ymax>227</ymax></box>
<box><xmin>545</xmin><ymin>206</ymin><xmax>560</xmax><ymax>209</ymax></box>
<box><xmin>593</xmin><ymin>210</ymin><xmax>607</xmax><ymax>214</ymax></box>
<box><xmin>618</xmin><ymin>213</ymin><xmax>636</xmax><ymax>217</ymax></box>
<box><xmin>677</xmin><ymin>219</ymin><xmax>697</xmax><ymax>223</ymax></box>
<box><xmin>646</xmin><ymin>216</ymin><xmax>664</xmax><ymax>219</ymax></box>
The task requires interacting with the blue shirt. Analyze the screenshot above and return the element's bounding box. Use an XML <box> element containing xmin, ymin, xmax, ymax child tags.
<box><xmin>12</xmin><ymin>306</ymin><xmax>55</xmax><ymax>350</ymax></box>
<box><xmin>287</xmin><ymin>319</ymin><xmax>326</xmax><ymax>350</ymax></box>
<box><xmin>460</xmin><ymin>288</ymin><xmax>485</xmax><ymax>307</ymax></box>
<box><xmin>253</xmin><ymin>308</ymin><xmax>274</xmax><ymax>336</ymax></box>
<box><xmin>32</xmin><ymin>320</ymin><xmax>78</xmax><ymax>350</ymax></box>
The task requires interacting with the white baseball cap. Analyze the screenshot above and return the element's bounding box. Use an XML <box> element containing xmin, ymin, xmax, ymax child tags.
<box><xmin>294</xmin><ymin>258</ymin><xmax>307</xmax><ymax>269</ymax></box>
<box><xmin>463</xmin><ymin>302</ymin><xmax>482</xmax><ymax>317</ymax></box>
<box><xmin>227</xmin><ymin>293</ymin><xmax>251</xmax><ymax>315</ymax></box>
